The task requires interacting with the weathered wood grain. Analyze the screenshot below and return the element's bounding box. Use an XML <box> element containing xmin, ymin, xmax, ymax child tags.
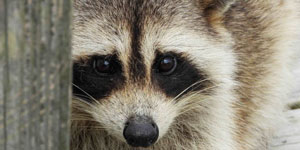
<box><xmin>0</xmin><ymin>0</ymin><xmax>72</xmax><ymax>150</ymax></box>
<box><xmin>270</xmin><ymin>109</ymin><xmax>300</xmax><ymax>150</ymax></box>
<box><xmin>270</xmin><ymin>53</ymin><xmax>300</xmax><ymax>149</ymax></box>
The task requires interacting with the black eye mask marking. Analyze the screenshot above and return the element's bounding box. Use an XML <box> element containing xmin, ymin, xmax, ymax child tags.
<box><xmin>72</xmin><ymin>54</ymin><xmax>125</xmax><ymax>102</ymax></box>
<box><xmin>152</xmin><ymin>52</ymin><xmax>211</xmax><ymax>98</ymax></box>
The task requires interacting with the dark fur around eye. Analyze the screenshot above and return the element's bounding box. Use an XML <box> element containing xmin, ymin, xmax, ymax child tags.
<box><xmin>152</xmin><ymin>52</ymin><xmax>211</xmax><ymax>98</ymax></box>
<box><xmin>72</xmin><ymin>54</ymin><xmax>125</xmax><ymax>102</ymax></box>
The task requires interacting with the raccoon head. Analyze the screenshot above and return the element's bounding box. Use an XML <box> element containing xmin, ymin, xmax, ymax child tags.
<box><xmin>72</xmin><ymin>0</ymin><xmax>237</xmax><ymax>148</ymax></box>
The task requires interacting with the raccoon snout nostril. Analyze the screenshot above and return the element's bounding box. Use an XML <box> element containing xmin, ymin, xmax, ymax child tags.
<box><xmin>123</xmin><ymin>116</ymin><xmax>159</xmax><ymax>148</ymax></box>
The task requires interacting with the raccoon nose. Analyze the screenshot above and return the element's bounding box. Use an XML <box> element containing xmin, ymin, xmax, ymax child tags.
<box><xmin>123</xmin><ymin>116</ymin><xmax>159</xmax><ymax>147</ymax></box>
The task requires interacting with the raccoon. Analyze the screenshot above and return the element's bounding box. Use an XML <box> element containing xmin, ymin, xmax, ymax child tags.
<box><xmin>71</xmin><ymin>0</ymin><xmax>300</xmax><ymax>149</ymax></box>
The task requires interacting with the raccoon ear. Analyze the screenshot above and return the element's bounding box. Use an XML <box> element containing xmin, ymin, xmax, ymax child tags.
<box><xmin>201</xmin><ymin>0</ymin><xmax>236</xmax><ymax>13</ymax></box>
<box><xmin>197</xmin><ymin>0</ymin><xmax>236</xmax><ymax>26</ymax></box>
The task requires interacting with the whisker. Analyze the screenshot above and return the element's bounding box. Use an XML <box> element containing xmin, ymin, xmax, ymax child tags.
<box><xmin>175</xmin><ymin>84</ymin><xmax>220</xmax><ymax>115</ymax></box>
<box><xmin>72</xmin><ymin>83</ymin><xmax>100</xmax><ymax>105</ymax></box>
<box><xmin>73</xmin><ymin>96</ymin><xmax>96</xmax><ymax>108</ymax></box>
<box><xmin>73</xmin><ymin>94</ymin><xmax>96</xmax><ymax>101</ymax></box>
<box><xmin>170</xmin><ymin>78</ymin><xmax>212</xmax><ymax>103</ymax></box>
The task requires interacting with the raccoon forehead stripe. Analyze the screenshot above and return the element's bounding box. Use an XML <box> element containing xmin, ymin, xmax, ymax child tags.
<box><xmin>128</xmin><ymin>1</ymin><xmax>146</xmax><ymax>82</ymax></box>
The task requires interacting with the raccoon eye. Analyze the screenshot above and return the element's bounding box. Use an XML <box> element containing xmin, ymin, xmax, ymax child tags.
<box><xmin>93</xmin><ymin>56</ymin><xmax>114</xmax><ymax>75</ymax></box>
<box><xmin>158</xmin><ymin>56</ymin><xmax>177</xmax><ymax>75</ymax></box>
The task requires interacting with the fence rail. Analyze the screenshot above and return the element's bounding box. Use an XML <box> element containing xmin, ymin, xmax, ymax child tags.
<box><xmin>0</xmin><ymin>0</ymin><xmax>72</xmax><ymax>150</ymax></box>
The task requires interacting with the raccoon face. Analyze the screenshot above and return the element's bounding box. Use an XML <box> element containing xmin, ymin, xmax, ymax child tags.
<box><xmin>72</xmin><ymin>0</ymin><xmax>236</xmax><ymax>148</ymax></box>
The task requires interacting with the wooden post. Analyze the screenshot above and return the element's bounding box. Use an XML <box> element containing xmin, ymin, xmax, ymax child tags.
<box><xmin>0</xmin><ymin>0</ymin><xmax>72</xmax><ymax>150</ymax></box>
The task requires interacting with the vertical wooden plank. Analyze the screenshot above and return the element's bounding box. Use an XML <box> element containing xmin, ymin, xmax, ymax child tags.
<box><xmin>0</xmin><ymin>0</ymin><xmax>8</xmax><ymax>150</ymax></box>
<box><xmin>0</xmin><ymin>0</ymin><xmax>72</xmax><ymax>150</ymax></box>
